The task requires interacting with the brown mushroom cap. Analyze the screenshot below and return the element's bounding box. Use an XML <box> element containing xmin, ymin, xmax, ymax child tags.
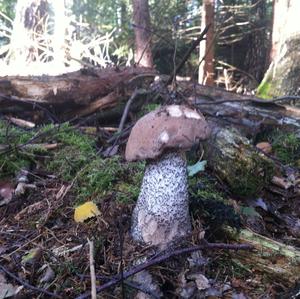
<box><xmin>125</xmin><ymin>105</ymin><xmax>211</xmax><ymax>161</ymax></box>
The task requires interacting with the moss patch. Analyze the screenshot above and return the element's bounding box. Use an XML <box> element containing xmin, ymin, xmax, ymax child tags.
<box><xmin>257</xmin><ymin>81</ymin><xmax>272</xmax><ymax>99</ymax></box>
<box><xmin>189</xmin><ymin>176</ymin><xmax>241</xmax><ymax>232</ymax></box>
<box><xmin>74</xmin><ymin>156</ymin><xmax>144</xmax><ymax>203</ymax></box>
<box><xmin>0</xmin><ymin>120</ymin><xmax>145</xmax><ymax>204</ymax></box>
<box><xmin>226</xmin><ymin>149</ymin><xmax>274</xmax><ymax>198</ymax></box>
<box><xmin>0</xmin><ymin>120</ymin><xmax>36</xmax><ymax>178</ymax></box>
<box><xmin>271</xmin><ymin>132</ymin><xmax>300</xmax><ymax>165</ymax></box>
<box><xmin>256</xmin><ymin>129</ymin><xmax>300</xmax><ymax>166</ymax></box>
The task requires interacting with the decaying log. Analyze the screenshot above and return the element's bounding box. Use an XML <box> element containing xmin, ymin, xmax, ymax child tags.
<box><xmin>0</xmin><ymin>66</ymin><xmax>156</xmax><ymax>105</ymax></box>
<box><xmin>203</xmin><ymin>126</ymin><xmax>275</xmax><ymax>197</ymax></box>
<box><xmin>181</xmin><ymin>82</ymin><xmax>300</xmax><ymax>134</ymax></box>
<box><xmin>67</xmin><ymin>91</ymin><xmax>118</xmax><ymax>119</ymax></box>
<box><xmin>227</xmin><ymin>228</ymin><xmax>300</xmax><ymax>284</ymax></box>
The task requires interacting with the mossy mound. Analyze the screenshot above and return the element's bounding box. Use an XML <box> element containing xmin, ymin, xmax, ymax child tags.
<box><xmin>0</xmin><ymin>120</ymin><xmax>145</xmax><ymax>204</ymax></box>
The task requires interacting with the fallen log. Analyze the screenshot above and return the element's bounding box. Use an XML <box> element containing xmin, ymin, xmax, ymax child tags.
<box><xmin>0</xmin><ymin>67</ymin><xmax>156</xmax><ymax>109</ymax></box>
<box><xmin>227</xmin><ymin>228</ymin><xmax>300</xmax><ymax>285</ymax></box>
<box><xmin>203</xmin><ymin>126</ymin><xmax>275</xmax><ymax>198</ymax></box>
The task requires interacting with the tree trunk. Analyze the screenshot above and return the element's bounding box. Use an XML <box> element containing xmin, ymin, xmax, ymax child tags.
<box><xmin>198</xmin><ymin>0</ymin><xmax>215</xmax><ymax>86</ymax></box>
<box><xmin>132</xmin><ymin>0</ymin><xmax>153</xmax><ymax>68</ymax></box>
<box><xmin>244</xmin><ymin>0</ymin><xmax>269</xmax><ymax>83</ymax></box>
<box><xmin>258</xmin><ymin>0</ymin><xmax>300</xmax><ymax>98</ymax></box>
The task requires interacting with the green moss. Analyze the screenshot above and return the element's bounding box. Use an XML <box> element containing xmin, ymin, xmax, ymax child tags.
<box><xmin>137</xmin><ymin>103</ymin><xmax>160</xmax><ymax>118</ymax></box>
<box><xmin>189</xmin><ymin>176</ymin><xmax>224</xmax><ymax>201</ymax></box>
<box><xmin>0</xmin><ymin>119</ymin><xmax>145</xmax><ymax>204</ymax></box>
<box><xmin>256</xmin><ymin>129</ymin><xmax>300</xmax><ymax>166</ymax></box>
<box><xmin>189</xmin><ymin>176</ymin><xmax>241</xmax><ymax>231</ymax></box>
<box><xmin>257</xmin><ymin>81</ymin><xmax>272</xmax><ymax>99</ymax></box>
<box><xmin>0</xmin><ymin>120</ymin><xmax>35</xmax><ymax>178</ymax></box>
<box><xmin>226</xmin><ymin>150</ymin><xmax>275</xmax><ymax>197</ymax></box>
<box><xmin>74</xmin><ymin>156</ymin><xmax>145</xmax><ymax>203</ymax></box>
<box><xmin>271</xmin><ymin>132</ymin><xmax>300</xmax><ymax>165</ymax></box>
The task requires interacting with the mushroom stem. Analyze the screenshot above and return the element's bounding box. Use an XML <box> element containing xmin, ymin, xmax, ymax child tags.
<box><xmin>131</xmin><ymin>151</ymin><xmax>191</xmax><ymax>248</ymax></box>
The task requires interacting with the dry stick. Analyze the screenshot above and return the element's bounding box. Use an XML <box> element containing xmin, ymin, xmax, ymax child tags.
<box><xmin>87</xmin><ymin>238</ymin><xmax>97</xmax><ymax>299</ymax></box>
<box><xmin>106</xmin><ymin>89</ymin><xmax>149</xmax><ymax>155</ymax></box>
<box><xmin>117</xmin><ymin>89</ymin><xmax>140</xmax><ymax>134</ymax></box>
<box><xmin>195</xmin><ymin>95</ymin><xmax>300</xmax><ymax>106</ymax></box>
<box><xmin>165</xmin><ymin>24</ymin><xmax>211</xmax><ymax>86</ymax></box>
<box><xmin>0</xmin><ymin>265</ymin><xmax>61</xmax><ymax>298</ymax></box>
<box><xmin>75</xmin><ymin>241</ymin><xmax>253</xmax><ymax>299</ymax></box>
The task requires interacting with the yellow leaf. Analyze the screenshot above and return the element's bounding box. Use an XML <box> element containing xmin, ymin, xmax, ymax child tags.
<box><xmin>74</xmin><ymin>201</ymin><xmax>100</xmax><ymax>223</ymax></box>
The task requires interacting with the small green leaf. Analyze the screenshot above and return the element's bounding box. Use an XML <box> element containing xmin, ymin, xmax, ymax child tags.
<box><xmin>187</xmin><ymin>161</ymin><xmax>207</xmax><ymax>177</ymax></box>
<box><xmin>21</xmin><ymin>248</ymin><xmax>42</xmax><ymax>266</ymax></box>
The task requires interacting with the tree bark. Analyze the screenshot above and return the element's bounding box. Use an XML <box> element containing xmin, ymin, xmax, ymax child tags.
<box><xmin>198</xmin><ymin>0</ymin><xmax>215</xmax><ymax>86</ymax></box>
<box><xmin>132</xmin><ymin>0</ymin><xmax>153</xmax><ymax>68</ymax></box>
<box><xmin>258</xmin><ymin>0</ymin><xmax>300</xmax><ymax>98</ymax></box>
<box><xmin>244</xmin><ymin>0</ymin><xmax>269</xmax><ymax>83</ymax></box>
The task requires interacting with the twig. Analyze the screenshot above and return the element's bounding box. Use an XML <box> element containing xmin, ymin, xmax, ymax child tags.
<box><xmin>118</xmin><ymin>89</ymin><xmax>139</xmax><ymax>134</ymax></box>
<box><xmin>87</xmin><ymin>238</ymin><xmax>97</xmax><ymax>299</ymax></box>
<box><xmin>196</xmin><ymin>95</ymin><xmax>300</xmax><ymax>106</ymax></box>
<box><xmin>75</xmin><ymin>241</ymin><xmax>253</xmax><ymax>299</ymax></box>
<box><xmin>0</xmin><ymin>265</ymin><xmax>61</xmax><ymax>298</ymax></box>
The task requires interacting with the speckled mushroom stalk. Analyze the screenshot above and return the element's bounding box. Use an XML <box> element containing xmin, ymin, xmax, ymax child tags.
<box><xmin>125</xmin><ymin>105</ymin><xmax>210</xmax><ymax>249</ymax></box>
<box><xmin>131</xmin><ymin>151</ymin><xmax>190</xmax><ymax>248</ymax></box>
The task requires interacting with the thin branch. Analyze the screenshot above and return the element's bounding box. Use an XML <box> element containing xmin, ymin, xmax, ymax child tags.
<box><xmin>196</xmin><ymin>95</ymin><xmax>300</xmax><ymax>106</ymax></box>
<box><xmin>117</xmin><ymin>89</ymin><xmax>139</xmax><ymax>134</ymax></box>
<box><xmin>75</xmin><ymin>241</ymin><xmax>253</xmax><ymax>299</ymax></box>
<box><xmin>166</xmin><ymin>24</ymin><xmax>211</xmax><ymax>86</ymax></box>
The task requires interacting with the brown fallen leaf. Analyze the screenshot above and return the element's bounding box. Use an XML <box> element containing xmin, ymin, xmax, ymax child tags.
<box><xmin>256</xmin><ymin>142</ymin><xmax>272</xmax><ymax>154</ymax></box>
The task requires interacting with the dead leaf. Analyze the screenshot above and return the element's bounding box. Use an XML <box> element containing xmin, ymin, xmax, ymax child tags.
<box><xmin>0</xmin><ymin>181</ymin><xmax>14</xmax><ymax>206</ymax></box>
<box><xmin>187</xmin><ymin>273</ymin><xmax>210</xmax><ymax>290</ymax></box>
<box><xmin>256</xmin><ymin>142</ymin><xmax>272</xmax><ymax>154</ymax></box>
<box><xmin>74</xmin><ymin>201</ymin><xmax>100</xmax><ymax>223</ymax></box>
<box><xmin>0</xmin><ymin>273</ymin><xmax>22</xmax><ymax>299</ymax></box>
<box><xmin>39</xmin><ymin>265</ymin><xmax>55</xmax><ymax>284</ymax></box>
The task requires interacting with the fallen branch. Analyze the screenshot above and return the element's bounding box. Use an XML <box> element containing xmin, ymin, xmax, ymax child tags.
<box><xmin>75</xmin><ymin>241</ymin><xmax>253</xmax><ymax>299</ymax></box>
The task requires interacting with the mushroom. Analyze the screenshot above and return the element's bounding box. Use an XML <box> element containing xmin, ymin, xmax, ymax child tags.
<box><xmin>125</xmin><ymin>105</ymin><xmax>210</xmax><ymax>248</ymax></box>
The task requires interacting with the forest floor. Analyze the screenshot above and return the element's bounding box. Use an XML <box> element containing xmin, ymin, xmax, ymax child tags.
<box><xmin>0</xmin><ymin>111</ymin><xmax>299</xmax><ymax>298</ymax></box>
